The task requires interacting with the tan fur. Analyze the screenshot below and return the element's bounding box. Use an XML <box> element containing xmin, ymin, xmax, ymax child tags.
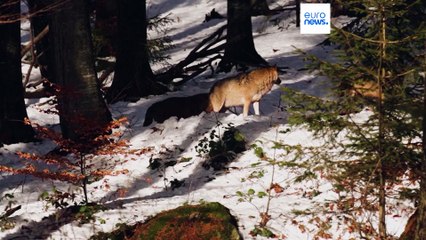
<box><xmin>209</xmin><ymin>66</ymin><xmax>280</xmax><ymax>117</ymax></box>
<box><xmin>349</xmin><ymin>81</ymin><xmax>383</xmax><ymax>100</ymax></box>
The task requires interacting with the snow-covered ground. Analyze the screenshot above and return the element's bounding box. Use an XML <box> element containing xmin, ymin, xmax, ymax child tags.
<box><xmin>0</xmin><ymin>0</ymin><xmax>413</xmax><ymax>239</ymax></box>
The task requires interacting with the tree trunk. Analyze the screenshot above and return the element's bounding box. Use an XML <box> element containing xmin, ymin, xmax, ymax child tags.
<box><xmin>377</xmin><ymin>6</ymin><xmax>387</xmax><ymax>238</ymax></box>
<box><xmin>250</xmin><ymin>0</ymin><xmax>270</xmax><ymax>16</ymax></box>
<box><xmin>399</xmin><ymin>209</ymin><xmax>417</xmax><ymax>240</ymax></box>
<box><xmin>0</xmin><ymin>0</ymin><xmax>35</xmax><ymax>145</ymax></box>
<box><xmin>296</xmin><ymin>0</ymin><xmax>300</xmax><ymax>27</ymax></box>
<box><xmin>94</xmin><ymin>0</ymin><xmax>117</xmax><ymax>57</ymax></box>
<box><xmin>106</xmin><ymin>0</ymin><xmax>167</xmax><ymax>104</ymax></box>
<box><xmin>27</xmin><ymin>0</ymin><xmax>53</xmax><ymax>82</ymax></box>
<box><xmin>415</xmin><ymin>41</ymin><xmax>426</xmax><ymax>240</ymax></box>
<box><xmin>219</xmin><ymin>0</ymin><xmax>267</xmax><ymax>72</ymax></box>
<box><xmin>50</xmin><ymin>0</ymin><xmax>111</xmax><ymax>141</ymax></box>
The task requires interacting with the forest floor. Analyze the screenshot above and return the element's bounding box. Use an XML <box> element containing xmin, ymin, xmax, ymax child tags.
<box><xmin>0</xmin><ymin>0</ymin><xmax>414</xmax><ymax>239</ymax></box>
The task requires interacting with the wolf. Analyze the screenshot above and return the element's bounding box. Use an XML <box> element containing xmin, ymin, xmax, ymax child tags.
<box><xmin>208</xmin><ymin>66</ymin><xmax>281</xmax><ymax>117</ymax></box>
<box><xmin>143</xmin><ymin>93</ymin><xmax>211</xmax><ymax>126</ymax></box>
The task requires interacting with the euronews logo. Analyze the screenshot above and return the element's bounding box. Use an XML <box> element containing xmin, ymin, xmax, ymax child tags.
<box><xmin>300</xmin><ymin>3</ymin><xmax>330</xmax><ymax>34</ymax></box>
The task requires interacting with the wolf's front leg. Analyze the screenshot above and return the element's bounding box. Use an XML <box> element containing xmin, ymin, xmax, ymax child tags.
<box><xmin>243</xmin><ymin>101</ymin><xmax>250</xmax><ymax>117</ymax></box>
<box><xmin>253</xmin><ymin>101</ymin><xmax>260</xmax><ymax>115</ymax></box>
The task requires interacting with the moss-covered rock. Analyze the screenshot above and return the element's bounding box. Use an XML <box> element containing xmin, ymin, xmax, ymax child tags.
<box><xmin>91</xmin><ymin>202</ymin><xmax>241</xmax><ymax>240</ymax></box>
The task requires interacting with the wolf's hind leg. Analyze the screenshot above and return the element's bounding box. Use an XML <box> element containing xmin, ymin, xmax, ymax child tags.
<box><xmin>243</xmin><ymin>100</ymin><xmax>251</xmax><ymax>117</ymax></box>
<box><xmin>210</xmin><ymin>94</ymin><xmax>225</xmax><ymax>113</ymax></box>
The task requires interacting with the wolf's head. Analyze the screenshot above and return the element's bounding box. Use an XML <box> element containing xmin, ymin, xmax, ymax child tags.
<box><xmin>274</xmin><ymin>76</ymin><xmax>281</xmax><ymax>85</ymax></box>
<box><xmin>269</xmin><ymin>66</ymin><xmax>281</xmax><ymax>85</ymax></box>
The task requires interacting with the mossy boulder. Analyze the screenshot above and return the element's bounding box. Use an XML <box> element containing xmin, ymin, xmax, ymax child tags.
<box><xmin>91</xmin><ymin>202</ymin><xmax>241</xmax><ymax>240</ymax></box>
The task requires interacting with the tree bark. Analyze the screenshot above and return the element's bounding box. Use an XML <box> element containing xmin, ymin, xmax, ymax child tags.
<box><xmin>94</xmin><ymin>0</ymin><xmax>117</xmax><ymax>57</ymax></box>
<box><xmin>27</xmin><ymin>0</ymin><xmax>54</xmax><ymax>82</ymax></box>
<box><xmin>377</xmin><ymin>7</ymin><xmax>387</xmax><ymax>238</ymax></box>
<box><xmin>296</xmin><ymin>0</ymin><xmax>300</xmax><ymax>27</ymax></box>
<box><xmin>106</xmin><ymin>0</ymin><xmax>167</xmax><ymax>104</ymax></box>
<box><xmin>414</xmin><ymin>41</ymin><xmax>426</xmax><ymax>240</ymax></box>
<box><xmin>50</xmin><ymin>0</ymin><xmax>111</xmax><ymax>141</ymax></box>
<box><xmin>219</xmin><ymin>0</ymin><xmax>267</xmax><ymax>72</ymax></box>
<box><xmin>250</xmin><ymin>0</ymin><xmax>270</xmax><ymax>16</ymax></box>
<box><xmin>0</xmin><ymin>0</ymin><xmax>35</xmax><ymax>145</ymax></box>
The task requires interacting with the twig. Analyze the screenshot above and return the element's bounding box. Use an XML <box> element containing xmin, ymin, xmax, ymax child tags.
<box><xmin>260</xmin><ymin>126</ymin><xmax>279</xmax><ymax>227</ymax></box>
<box><xmin>1</xmin><ymin>0</ymin><xmax>69</xmax><ymax>24</ymax></box>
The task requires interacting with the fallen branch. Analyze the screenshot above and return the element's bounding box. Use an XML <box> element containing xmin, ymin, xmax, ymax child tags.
<box><xmin>157</xmin><ymin>24</ymin><xmax>227</xmax><ymax>84</ymax></box>
<box><xmin>24</xmin><ymin>88</ymin><xmax>54</xmax><ymax>99</ymax></box>
<box><xmin>21</xmin><ymin>25</ymin><xmax>49</xmax><ymax>57</ymax></box>
<box><xmin>26</xmin><ymin>78</ymin><xmax>46</xmax><ymax>89</ymax></box>
<box><xmin>173</xmin><ymin>54</ymin><xmax>223</xmax><ymax>86</ymax></box>
<box><xmin>25</xmin><ymin>79</ymin><xmax>58</xmax><ymax>99</ymax></box>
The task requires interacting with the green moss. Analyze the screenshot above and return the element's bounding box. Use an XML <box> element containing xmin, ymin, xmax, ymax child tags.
<box><xmin>90</xmin><ymin>202</ymin><xmax>241</xmax><ymax>240</ymax></box>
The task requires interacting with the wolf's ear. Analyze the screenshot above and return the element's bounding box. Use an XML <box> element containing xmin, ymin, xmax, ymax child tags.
<box><xmin>270</xmin><ymin>64</ymin><xmax>278</xmax><ymax>72</ymax></box>
<box><xmin>276</xmin><ymin>66</ymin><xmax>288</xmax><ymax>74</ymax></box>
<box><xmin>274</xmin><ymin>65</ymin><xmax>278</xmax><ymax>71</ymax></box>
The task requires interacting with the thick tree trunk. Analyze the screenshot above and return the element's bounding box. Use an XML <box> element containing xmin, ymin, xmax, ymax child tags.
<box><xmin>50</xmin><ymin>0</ymin><xmax>111</xmax><ymax>141</ymax></box>
<box><xmin>219</xmin><ymin>0</ymin><xmax>267</xmax><ymax>72</ymax></box>
<box><xmin>0</xmin><ymin>0</ymin><xmax>35</xmax><ymax>145</ymax></box>
<box><xmin>296</xmin><ymin>0</ymin><xmax>300</xmax><ymax>27</ymax></box>
<box><xmin>27</xmin><ymin>0</ymin><xmax>53</xmax><ymax>82</ymax></box>
<box><xmin>250</xmin><ymin>0</ymin><xmax>270</xmax><ymax>16</ymax></box>
<box><xmin>94</xmin><ymin>0</ymin><xmax>117</xmax><ymax>57</ymax></box>
<box><xmin>106</xmin><ymin>0</ymin><xmax>167</xmax><ymax>104</ymax></box>
<box><xmin>415</xmin><ymin>42</ymin><xmax>426</xmax><ymax>240</ymax></box>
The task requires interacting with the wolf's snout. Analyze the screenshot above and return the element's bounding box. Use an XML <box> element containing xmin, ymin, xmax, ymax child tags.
<box><xmin>275</xmin><ymin>77</ymin><xmax>282</xmax><ymax>85</ymax></box>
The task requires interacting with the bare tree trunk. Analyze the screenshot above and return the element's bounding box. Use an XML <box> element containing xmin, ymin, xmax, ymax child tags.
<box><xmin>27</xmin><ymin>0</ymin><xmax>53</xmax><ymax>82</ymax></box>
<box><xmin>219</xmin><ymin>0</ymin><xmax>267</xmax><ymax>72</ymax></box>
<box><xmin>106</xmin><ymin>0</ymin><xmax>167</xmax><ymax>104</ymax></box>
<box><xmin>415</xmin><ymin>41</ymin><xmax>426</xmax><ymax>240</ymax></box>
<box><xmin>0</xmin><ymin>0</ymin><xmax>35</xmax><ymax>145</ymax></box>
<box><xmin>50</xmin><ymin>0</ymin><xmax>111</xmax><ymax>140</ymax></box>
<box><xmin>94</xmin><ymin>0</ymin><xmax>117</xmax><ymax>57</ymax></box>
<box><xmin>377</xmin><ymin>5</ymin><xmax>387</xmax><ymax>238</ymax></box>
<box><xmin>250</xmin><ymin>0</ymin><xmax>270</xmax><ymax>16</ymax></box>
<box><xmin>296</xmin><ymin>0</ymin><xmax>300</xmax><ymax>27</ymax></box>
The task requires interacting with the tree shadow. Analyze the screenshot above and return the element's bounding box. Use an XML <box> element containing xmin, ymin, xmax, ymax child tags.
<box><xmin>148</xmin><ymin>0</ymin><xmax>219</xmax><ymax>19</ymax></box>
<box><xmin>3</xmin><ymin>206</ymin><xmax>83</xmax><ymax>240</ymax></box>
<box><xmin>98</xmin><ymin>113</ymin><xmax>220</xmax><ymax>204</ymax></box>
<box><xmin>97</xmin><ymin>47</ymin><xmax>332</xmax><ymax>210</ymax></box>
<box><xmin>0</xmin><ymin>140</ymin><xmax>62</xmax><ymax>197</ymax></box>
<box><xmin>101</xmin><ymin>110</ymin><xmax>285</xmax><ymax>209</ymax></box>
<box><xmin>99</xmin><ymin>70</ymin><xmax>289</xmax><ymax>203</ymax></box>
